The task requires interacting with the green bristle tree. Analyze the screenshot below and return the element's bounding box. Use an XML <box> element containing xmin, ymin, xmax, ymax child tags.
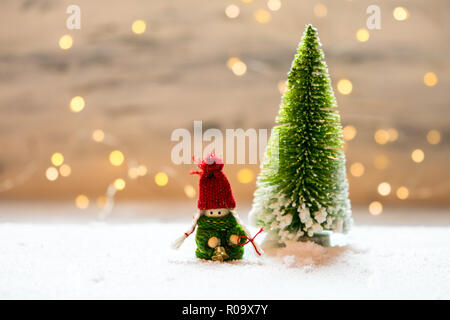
<box><xmin>249</xmin><ymin>24</ymin><xmax>352</xmax><ymax>245</ymax></box>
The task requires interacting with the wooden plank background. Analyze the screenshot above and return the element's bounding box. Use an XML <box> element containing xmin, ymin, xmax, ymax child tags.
<box><xmin>0</xmin><ymin>0</ymin><xmax>449</xmax><ymax>207</ymax></box>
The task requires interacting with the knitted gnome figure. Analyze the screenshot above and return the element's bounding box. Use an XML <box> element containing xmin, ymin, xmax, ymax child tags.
<box><xmin>172</xmin><ymin>154</ymin><xmax>263</xmax><ymax>261</ymax></box>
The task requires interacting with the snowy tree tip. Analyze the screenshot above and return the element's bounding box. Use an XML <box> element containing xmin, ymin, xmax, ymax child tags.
<box><xmin>304</xmin><ymin>24</ymin><xmax>317</xmax><ymax>33</ymax></box>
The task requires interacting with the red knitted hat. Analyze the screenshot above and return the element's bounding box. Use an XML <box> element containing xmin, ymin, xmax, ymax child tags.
<box><xmin>190</xmin><ymin>154</ymin><xmax>236</xmax><ymax>210</ymax></box>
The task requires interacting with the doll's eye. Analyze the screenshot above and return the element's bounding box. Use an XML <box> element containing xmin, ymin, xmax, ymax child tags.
<box><xmin>218</xmin><ymin>211</ymin><xmax>221</xmax><ymax>215</ymax></box>
<box><xmin>210</xmin><ymin>211</ymin><xmax>213</xmax><ymax>215</ymax></box>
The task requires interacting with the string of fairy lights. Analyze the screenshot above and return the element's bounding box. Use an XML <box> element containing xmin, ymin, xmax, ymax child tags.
<box><xmin>21</xmin><ymin>1</ymin><xmax>446</xmax><ymax>217</ymax></box>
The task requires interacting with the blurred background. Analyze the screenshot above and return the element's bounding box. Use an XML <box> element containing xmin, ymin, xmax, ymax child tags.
<box><xmin>0</xmin><ymin>0</ymin><xmax>449</xmax><ymax>221</ymax></box>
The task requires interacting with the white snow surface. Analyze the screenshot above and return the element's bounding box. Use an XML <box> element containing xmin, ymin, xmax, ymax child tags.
<box><xmin>0</xmin><ymin>222</ymin><xmax>449</xmax><ymax>299</ymax></box>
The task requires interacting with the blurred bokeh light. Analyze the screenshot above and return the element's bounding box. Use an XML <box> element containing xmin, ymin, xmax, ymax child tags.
<box><xmin>0</xmin><ymin>0</ymin><xmax>448</xmax><ymax>213</ymax></box>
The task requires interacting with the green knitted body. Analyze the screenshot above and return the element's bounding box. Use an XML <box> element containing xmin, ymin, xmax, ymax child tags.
<box><xmin>195</xmin><ymin>213</ymin><xmax>246</xmax><ymax>261</ymax></box>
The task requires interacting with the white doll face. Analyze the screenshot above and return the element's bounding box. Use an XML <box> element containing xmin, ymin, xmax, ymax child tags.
<box><xmin>202</xmin><ymin>208</ymin><xmax>230</xmax><ymax>217</ymax></box>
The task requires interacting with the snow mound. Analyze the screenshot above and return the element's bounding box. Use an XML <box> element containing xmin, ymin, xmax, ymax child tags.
<box><xmin>265</xmin><ymin>241</ymin><xmax>360</xmax><ymax>268</ymax></box>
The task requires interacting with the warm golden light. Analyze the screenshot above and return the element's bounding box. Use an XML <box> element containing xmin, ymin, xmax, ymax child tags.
<box><xmin>242</xmin><ymin>0</ymin><xmax>253</xmax><ymax>3</ymax></box>
<box><xmin>70</xmin><ymin>96</ymin><xmax>85</xmax><ymax>113</ymax></box>
<box><xmin>267</xmin><ymin>0</ymin><xmax>281</xmax><ymax>11</ymax></box>
<box><xmin>254</xmin><ymin>9</ymin><xmax>271</xmax><ymax>23</ymax></box>
<box><xmin>132</xmin><ymin>20</ymin><xmax>146</xmax><ymax>34</ymax></box>
<box><xmin>427</xmin><ymin>130</ymin><xmax>441</xmax><ymax>145</ymax></box>
<box><xmin>387</xmin><ymin>128</ymin><xmax>398</xmax><ymax>142</ymax></box>
<box><xmin>109</xmin><ymin>150</ymin><xmax>124</xmax><ymax>166</ymax></box>
<box><xmin>155</xmin><ymin>172</ymin><xmax>169</xmax><ymax>186</ymax></box>
<box><xmin>232</xmin><ymin>61</ymin><xmax>247</xmax><ymax>76</ymax></box>
<box><xmin>113</xmin><ymin>178</ymin><xmax>126</xmax><ymax>191</ymax></box>
<box><xmin>377</xmin><ymin>182</ymin><xmax>391</xmax><ymax>196</ymax></box>
<box><xmin>59</xmin><ymin>164</ymin><xmax>71</xmax><ymax>177</ymax></box>
<box><xmin>343</xmin><ymin>125</ymin><xmax>357</xmax><ymax>141</ymax></box>
<box><xmin>45</xmin><ymin>167</ymin><xmax>59</xmax><ymax>181</ymax></box>
<box><xmin>137</xmin><ymin>165</ymin><xmax>148</xmax><ymax>176</ymax></box>
<box><xmin>393</xmin><ymin>7</ymin><xmax>409</xmax><ymax>21</ymax></box>
<box><xmin>59</xmin><ymin>35</ymin><xmax>73</xmax><ymax>50</ymax></box>
<box><xmin>97</xmin><ymin>196</ymin><xmax>107</xmax><ymax>208</ymax></box>
<box><xmin>225</xmin><ymin>4</ymin><xmax>240</xmax><ymax>18</ymax></box>
<box><xmin>374</xmin><ymin>155</ymin><xmax>389</xmax><ymax>170</ymax></box>
<box><xmin>350</xmin><ymin>162</ymin><xmax>365</xmax><ymax>177</ymax></box>
<box><xmin>184</xmin><ymin>185</ymin><xmax>196</xmax><ymax>198</ymax></box>
<box><xmin>277</xmin><ymin>80</ymin><xmax>287</xmax><ymax>94</ymax></box>
<box><xmin>396</xmin><ymin>187</ymin><xmax>409</xmax><ymax>200</ymax></box>
<box><xmin>51</xmin><ymin>152</ymin><xmax>64</xmax><ymax>166</ymax></box>
<box><xmin>369</xmin><ymin>201</ymin><xmax>383</xmax><ymax>216</ymax></box>
<box><xmin>337</xmin><ymin>79</ymin><xmax>352</xmax><ymax>95</ymax></box>
<box><xmin>237</xmin><ymin>168</ymin><xmax>254</xmax><ymax>184</ymax></box>
<box><xmin>92</xmin><ymin>129</ymin><xmax>105</xmax><ymax>142</ymax></box>
<box><xmin>227</xmin><ymin>57</ymin><xmax>240</xmax><ymax>70</ymax></box>
<box><xmin>128</xmin><ymin>167</ymin><xmax>139</xmax><ymax>179</ymax></box>
<box><xmin>356</xmin><ymin>28</ymin><xmax>370</xmax><ymax>42</ymax></box>
<box><xmin>75</xmin><ymin>194</ymin><xmax>89</xmax><ymax>209</ymax></box>
<box><xmin>424</xmin><ymin>72</ymin><xmax>438</xmax><ymax>87</ymax></box>
<box><xmin>411</xmin><ymin>149</ymin><xmax>424</xmax><ymax>163</ymax></box>
<box><xmin>313</xmin><ymin>4</ymin><xmax>327</xmax><ymax>18</ymax></box>
<box><xmin>374</xmin><ymin>129</ymin><xmax>390</xmax><ymax>145</ymax></box>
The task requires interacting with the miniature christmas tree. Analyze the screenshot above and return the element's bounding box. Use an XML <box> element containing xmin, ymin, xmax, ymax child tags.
<box><xmin>249</xmin><ymin>25</ymin><xmax>352</xmax><ymax>245</ymax></box>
